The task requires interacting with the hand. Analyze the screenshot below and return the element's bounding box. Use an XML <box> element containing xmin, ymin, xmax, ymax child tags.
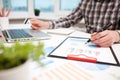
<box><xmin>30</xmin><ymin>18</ymin><xmax>50</xmax><ymax>30</ymax></box>
<box><xmin>91</xmin><ymin>30</ymin><xmax>120</xmax><ymax>47</ymax></box>
<box><xmin>0</xmin><ymin>8</ymin><xmax>11</xmax><ymax>17</ymax></box>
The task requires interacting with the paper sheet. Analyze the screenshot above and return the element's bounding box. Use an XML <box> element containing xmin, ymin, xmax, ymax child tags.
<box><xmin>49</xmin><ymin>37</ymin><xmax>117</xmax><ymax>65</ymax></box>
<box><xmin>31</xmin><ymin>62</ymin><xmax>93</xmax><ymax>80</ymax></box>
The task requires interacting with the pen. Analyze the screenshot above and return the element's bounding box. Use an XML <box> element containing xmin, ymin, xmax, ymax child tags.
<box><xmin>85</xmin><ymin>23</ymin><xmax>112</xmax><ymax>44</ymax></box>
<box><xmin>24</xmin><ymin>18</ymin><xmax>29</xmax><ymax>24</ymax></box>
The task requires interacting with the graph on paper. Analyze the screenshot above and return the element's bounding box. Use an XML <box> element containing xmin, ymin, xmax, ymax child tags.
<box><xmin>49</xmin><ymin>37</ymin><xmax>117</xmax><ymax>65</ymax></box>
<box><xmin>32</xmin><ymin>63</ymin><xmax>93</xmax><ymax>80</ymax></box>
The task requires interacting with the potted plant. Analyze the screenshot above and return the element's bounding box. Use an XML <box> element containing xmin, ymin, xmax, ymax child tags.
<box><xmin>34</xmin><ymin>9</ymin><xmax>40</xmax><ymax>16</ymax></box>
<box><xmin>0</xmin><ymin>42</ymin><xmax>45</xmax><ymax>80</ymax></box>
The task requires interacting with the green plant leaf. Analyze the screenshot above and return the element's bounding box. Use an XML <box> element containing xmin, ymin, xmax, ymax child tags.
<box><xmin>0</xmin><ymin>41</ymin><xmax>45</xmax><ymax>70</ymax></box>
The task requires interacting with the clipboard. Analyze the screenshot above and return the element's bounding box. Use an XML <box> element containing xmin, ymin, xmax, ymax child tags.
<box><xmin>48</xmin><ymin>37</ymin><xmax>120</xmax><ymax>66</ymax></box>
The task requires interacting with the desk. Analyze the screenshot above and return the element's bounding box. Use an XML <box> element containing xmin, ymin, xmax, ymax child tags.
<box><xmin>6</xmin><ymin>24</ymin><xmax>120</xmax><ymax>80</ymax></box>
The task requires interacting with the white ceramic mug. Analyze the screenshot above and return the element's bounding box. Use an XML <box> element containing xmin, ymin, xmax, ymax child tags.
<box><xmin>0</xmin><ymin>17</ymin><xmax>9</xmax><ymax>30</ymax></box>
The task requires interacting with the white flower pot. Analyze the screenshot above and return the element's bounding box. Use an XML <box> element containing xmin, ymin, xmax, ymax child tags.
<box><xmin>0</xmin><ymin>60</ymin><xmax>30</xmax><ymax>80</ymax></box>
<box><xmin>0</xmin><ymin>17</ymin><xmax>9</xmax><ymax>30</ymax></box>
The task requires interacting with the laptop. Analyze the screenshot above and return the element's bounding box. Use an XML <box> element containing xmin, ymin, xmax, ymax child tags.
<box><xmin>1</xmin><ymin>28</ymin><xmax>51</xmax><ymax>42</ymax></box>
<box><xmin>0</xmin><ymin>18</ymin><xmax>51</xmax><ymax>42</ymax></box>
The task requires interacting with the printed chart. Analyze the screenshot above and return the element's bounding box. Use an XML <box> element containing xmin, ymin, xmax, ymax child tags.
<box><xmin>49</xmin><ymin>37</ymin><xmax>117</xmax><ymax>65</ymax></box>
<box><xmin>31</xmin><ymin>62</ymin><xmax>93</xmax><ymax>80</ymax></box>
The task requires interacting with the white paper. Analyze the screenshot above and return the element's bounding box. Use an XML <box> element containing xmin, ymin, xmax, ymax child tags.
<box><xmin>50</xmin><ymin>37</ymin><xmax>117</xmax><ymax>64</ymax></box>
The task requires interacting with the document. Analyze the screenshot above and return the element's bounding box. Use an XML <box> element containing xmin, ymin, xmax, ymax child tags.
<box><xmin>48</xmin><ymin>37</ymin><xmax>120</xmax><ymax>66</ymax></box>
<box><xmin>30</xmin><ymin>62</ymin><xmax>93</xmax><ymax>80</ymax></box>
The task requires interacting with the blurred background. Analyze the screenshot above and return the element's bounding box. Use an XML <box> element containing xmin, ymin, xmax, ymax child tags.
<box><xmin>0</xmin><ymin>0</ymin><xmax>81</xmax><ymax>24</ymax></box>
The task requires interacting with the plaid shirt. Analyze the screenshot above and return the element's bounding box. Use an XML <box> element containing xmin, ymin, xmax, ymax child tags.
<box><xmin>53</xmin><ymin>0</ymin><xmax>120</xmax><ymax>33</ymax></box>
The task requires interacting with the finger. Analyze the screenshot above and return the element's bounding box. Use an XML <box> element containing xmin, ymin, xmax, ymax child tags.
<box><xmin>31</xmin><ymin>25</ymin><xmax>39</xmax><ymax>30</ymax></box>
<box><xmin>31</xmin><ymin>26</ymin><xmax>38</xmax><ymax>30</ymax></box>
<box><xmin>6</xmin><ymin>8</ymin><xmax>12</xmax><ymax>17</ymax></box>
<box><xmin>97</xmin><ymin>39</ymin><xmax>113</xmax><ymax>47</ymax></box>
<box><xmin>91</xmin><ymin>32</ymin><xmax>97</xmax><ymax>36</ymax></box>
<box><xmin>92</xmin><ymin>34</ymin><xmax>110</xmax><ymax>44</ymax></box>
<box><xmin>93</xmin><ymin>37</ymin><xmax>110</xmax><ymax>44</ymax></box>
<box><xmin>92</xmin><ymin>36</ymin><xmax>113</xmax><ymax>47</ymax></box>
<box><xmin>91</xmin><ymin>30</ymin><xmax>108</xmax><ymax>41</ymax></box>
<box><xmin>30</xmin><ymin>19</ymin><xmax>38</xmax><ymax>24</ymax></box>
<box><xmin>30</xmin><ymin>18</ymin><xmax>37</xmax><ymax>22</ymax></box>
<box><xmin>91</xmin><ymin>32</ymin><xmax>97</xmax><ymax>40</ymax></box>
<box><xmin>31</xmin><ymin>25</ymin><xmax>37</xmax><ymax>30</ymax></box>
<box><xmin>2</xmin><ymin>8</ymin><xmax>5</xmax><ymax>17</ymax></box>
<box><xmin>0</xmin><ymin>12</ymin><xmax>2</xmax><ymax>17</ymax></box>
<box><xmin>30</xmin><ymin>18</ymin><xmax>36</xmax><ymax>20</ymax></box>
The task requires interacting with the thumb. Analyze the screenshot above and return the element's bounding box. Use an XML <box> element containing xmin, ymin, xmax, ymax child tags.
<box><xmin>91</xmin><ymin>32</ymin><xmax>97</xmax><ymax>37</ymax></box>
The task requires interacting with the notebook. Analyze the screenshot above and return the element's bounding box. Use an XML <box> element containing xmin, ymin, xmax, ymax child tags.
<box><xmin>1</xmin><ymin>28</ymin><xmax>51</xmax><ymax>42</ymax></box>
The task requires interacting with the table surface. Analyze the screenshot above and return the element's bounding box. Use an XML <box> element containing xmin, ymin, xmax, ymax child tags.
<box><xmin>6</xmin><ymin>24</ymin><xmax>120</xmax><ymax>80</ymax></box>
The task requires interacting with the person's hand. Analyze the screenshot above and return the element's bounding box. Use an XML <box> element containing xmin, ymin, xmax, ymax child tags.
<box><xmin>30</xmin><ymin>18</ymin><xmax>50</xmax><ymax>30</ymax></box>
<box><xmin>0</xmin><ymin>8</ymin><xmax>11</xmax><ymax>17</ymax></box>
<box><xmin>91</xmin><ymin>30</ymin><xmax>120</xmax><ymax>47</ymax></box>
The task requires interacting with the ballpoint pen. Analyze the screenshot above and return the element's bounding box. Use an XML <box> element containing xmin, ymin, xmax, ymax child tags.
<box><xmin>24</xmin><ymin>18</ymin><xmax>29</xmax><ymax>24</ymax></box>
<box><xmin>85</xmin><ymin>23</ymin><xmax>112</xmax><ymax>44</ymax></box>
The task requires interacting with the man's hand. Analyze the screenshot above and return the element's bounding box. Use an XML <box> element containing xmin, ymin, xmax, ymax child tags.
<box><xmin>30</xmin><ymin>18</ymin><xmax>50</xmax><ymax>30</ymax></box>
<box><xmin>91</xmin><ymin>30</ymin><xmax>120</xmax><ymax>47</ymax></box>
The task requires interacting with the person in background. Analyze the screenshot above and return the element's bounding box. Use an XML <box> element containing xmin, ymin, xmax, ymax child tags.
<box><xmin>30</xmin><ymin>0</ymin><xmax>120</xmax><ymax>47</ymax></box>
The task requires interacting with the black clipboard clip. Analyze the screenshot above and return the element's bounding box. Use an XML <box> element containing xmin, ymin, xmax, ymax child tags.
<box><xmin>67</xmin><ymin>54</ymin><xmax>97</xmax><ymax>63</ymax></box>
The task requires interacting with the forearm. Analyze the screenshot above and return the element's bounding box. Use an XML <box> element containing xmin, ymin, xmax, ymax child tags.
<box><xmin>54</xmin><ymin>14</ymin><xmax>83</xmax><ymax>28</ymax></box>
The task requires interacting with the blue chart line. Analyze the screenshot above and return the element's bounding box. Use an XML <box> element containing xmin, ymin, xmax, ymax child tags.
<box><xmin>87</xmin><ymin>43</ymin><xmax>98</xmax><ymax>48</ymax></box>
<box><xmin>69</xmin><ymin>38</ymin><xmax>99</xmax><ymax>48</ymax></box>
<box><xmin>39</xmin><ymin>46</ymin><xmax>55</xmax><ymax>66</ymax></box>
<box><xmin>43</xmin><ymin>39</ymin><xmax>108</xmax><ymax>71</ymax></box>
<box><xmin>44</xmin><ymin>46</ymin><xmax>55</xmax><ymax>54</ymax></box>
<box><xmin>40</xmin><ymin>56</ymin><xmax>54</xmax><ymax>65</ymax></box>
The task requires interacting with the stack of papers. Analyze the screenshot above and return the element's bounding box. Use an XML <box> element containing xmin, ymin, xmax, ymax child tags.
<box><xmin>30</xmin><ymin>61</ymin><xmax>93</xmax><ymax>80</ymax></box>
